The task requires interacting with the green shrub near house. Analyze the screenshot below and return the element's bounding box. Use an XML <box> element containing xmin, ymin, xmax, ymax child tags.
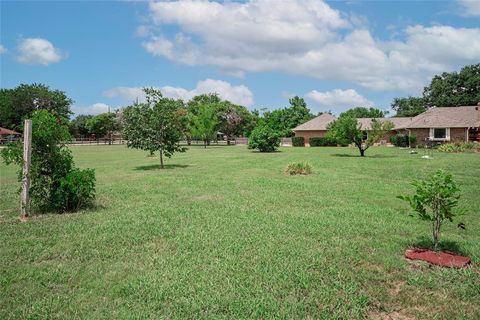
<box><xmin>438</xmin><ymin>141</ymin><xmax>480</xmax><ymax>153</ymax></box>
<box><xmin>309</xmin><ymin>137</ymin><xmax>337</xmax><ymax>147</ymax></box>
<box><xmin>292</xmin><ymin>136</ymin><xmax>305</xmax><ymax>147</ymax></box>
<box><xmin>390</xmin><ymin>134</ymin><xmax>417</xmax><ymax>147</ymax></box>
<box><xmin>409</xmin><ymin>134</ymin><xmax>417</xmax><ymax>146</ymax></box>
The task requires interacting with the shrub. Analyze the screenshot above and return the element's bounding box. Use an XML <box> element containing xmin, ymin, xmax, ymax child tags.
<box><xmin>52</xmin><ymin>169</ymin><xmax>96</xmax><ymax>212</ymax></box>
<box><xmin>285</xmin><ymin>161</ymin><xmax>312</xmax><ymax>175</ymax></box>
<box><xmin>248</xmin><ymin>126</ymin><xmax>281</xmax><ymax>152</ymax></box>
<box><xmin>409</xmin><ymin>134</ymin><xmax>417</xmax><ymax>146</ymax></box>
<box><xmin>1</xmin><ymin>110</ymin><xmax>96</xmax><ymax>214</ymax></box>
<box><xmin>390</xmin><ymin>134</ymin><xmax>409</xmax><ymax>147</ymax></box>
<box><xmin>398</xmin><ymin>170</ymin><xmax>462</xmax><ymax>251</ymax></box>
<box><xmin>292</xmin><ymin>136</ymin><xmax>305</xmax><ymax>147</ymax></box>
<box><xmin>441</xmin><ymin>141</ymin><xmax>480</xmax><ymax>153</ymax></box>
<box><xmin>309</xmin><ymin>136</ymin><xmax>337</xmax><ymax>147</ymax></box>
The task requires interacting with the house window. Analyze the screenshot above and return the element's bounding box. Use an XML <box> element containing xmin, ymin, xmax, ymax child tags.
<box><xmin>434</xmin><ymin>128</ymin><xmax>446</xmax><ymax>139</ymax></box>
<box><xmin>429</xmin><ymin>128</ymin><xmax>450</xmax><ymax>141</ymax></box>
<box><xmin>362</xmin><ymin>131</ymin><xmax>368</xmax><ymax>141</ymax></box>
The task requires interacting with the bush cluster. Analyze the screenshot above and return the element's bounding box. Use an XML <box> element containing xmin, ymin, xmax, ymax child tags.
<box><xmin>285</xmin><ymin>161</ymin><xmax>312</xmax><ymax>175</ymax></box>
<box><xmin>291</xmin><ymin>136</ymin><xmax>305</xmax><ymax>147</ymax></box>
<box><xmin>248</xmin><ymin>125</ymin><xmax>281</xmax><ymax>152</ymax></box>
<box><xmin>1</xmin><ymin>110</ymin><xmax>96</xmax><ymax>213</ymax></box>
<box><xmin>309</xmin><ymin>137</ymin><xmax>337</xmax><ymax>147</ymax></box>
<box><xmin>438</xmin><ymin>141</ymin><xmax>480</xmax><ymax>153</ymax></box>
<box><xmin>390</xmin><ymin>134</ymin><xmax>416</xmax><ymax>147</ymax></box>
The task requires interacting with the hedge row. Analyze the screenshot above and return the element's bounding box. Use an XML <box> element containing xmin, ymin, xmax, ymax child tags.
<box><xmin>292</xmin><ymin>136</ymin><xmax>305</xmax><ymax>147</ymax></box>
<box><xmin>309</xmin><ymin>137</ymin><xmax>337</xmax><ymax>147</ymax></box>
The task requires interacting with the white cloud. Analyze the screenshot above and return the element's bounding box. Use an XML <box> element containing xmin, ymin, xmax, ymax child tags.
<box><xmin>458</xmin><ymin>0</ymin><xmax>480</xmax><ymax>16</ymax></box>
<box><xmin>0</xmin><ymin>45</ymin><xmax>6</xmax><ymax>54</ymax></box>
<box><xmin>142</xmin><ymin>0</ymin><xmax>480</xmax><ymax>92</ymax></box>
<box><xmin>306</xmin><ymin>89</ymin><xmax>373</xmax><ymax>113</ymax></box>
<box><xmin>16</xmin><ymin>38</ymin><xmax>64</xmax><ymax>65</ymax></box>
<box><xmin>135</xmin><ymin>25</ymin><xmax>151</xmax><ymax>37</ymax></box>
<box><xmin>104</xmin><ymin>79</ymin><xmax>254</xmax><ymax>107</ymax></box>
<box><xmin>72</xmin><ymin>103</ymin><xmax>112</xmax><ymax>116</ymax></box>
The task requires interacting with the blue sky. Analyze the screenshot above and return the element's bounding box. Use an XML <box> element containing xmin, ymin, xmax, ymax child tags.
<box><xmin>1</xmin><ymin>0</ymin><xmax>479</xmax><ymax>117</ymax></box>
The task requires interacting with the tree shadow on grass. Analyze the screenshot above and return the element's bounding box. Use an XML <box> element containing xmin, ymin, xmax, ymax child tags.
<box><xmin>134</xmin><ymin>164</ymin><xmax>189</xmax><ymax>171</ymax></box>
<box><xmin>331</xmin><ymin>153</ymin><xmax>396</xmax><ymax>158</ymax></box>
<box><xmin>406</xmin><ymin>235</ymin><xmax>468</xmax><ymax>256</ymax></box>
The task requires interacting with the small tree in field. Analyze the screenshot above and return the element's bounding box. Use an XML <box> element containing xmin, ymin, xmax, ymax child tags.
<box><xmin>398</xmin><ymin>170</ymin><xmax>462</xmax><ymax>251</ymax></box>
<box><xmin>190</xmin><ymin>104</ymin><xmax>218</xmax><ymax>148</ymax></box>
<box><xmin>122</xmin><ymin>88</ymin><xmax>187</xmax><ymax>169</ymax></box>
<box><xmin>327</xmin><ymin>116</ymin><xmax>393</xmax><ymax>156</ymax></box>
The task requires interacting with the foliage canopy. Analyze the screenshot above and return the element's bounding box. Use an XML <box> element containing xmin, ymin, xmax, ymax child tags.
<box><xmin>0</xmin><ymin>83</ymin><xmax>73</xmax><ymax>131</ymax></box>
<box><xmin>122</xmin><ymin>88</ymin><xmax>188</xmax><ymax>168</ymax></box>
<box><xmin>1</xmin><ymin>110</ymin><xmax>95</xmax><ymax>213</ymax></box>
<box><xmin>327</xmin><ymin>116</ymin><xmax>393</xmax><ymax>156</ymax></box>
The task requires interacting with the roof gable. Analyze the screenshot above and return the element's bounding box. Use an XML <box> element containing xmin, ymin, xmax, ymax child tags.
<box><xmin>407</xmin><ymin>106</ymin><xmax>480</xmax><ymax>128</ymax></box>
<box><xmin>293</xmin><ymin>113</ymin><xmax>336</xmax><ymax>131</ymax></box>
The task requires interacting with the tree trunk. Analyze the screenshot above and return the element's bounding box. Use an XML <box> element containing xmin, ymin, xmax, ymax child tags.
<box><xmin>432</xmin><ymin>202</ymin><xmax>441</xmax><ymax>251</ymax></box>
<box><xmin>359</xmin><ymin>148</ymin><xmax>365</xmax><ymax>157</ymax></box>
<box><xmin>204</xmin><ymin>139</ymin><xmax>207</xmax><ymax>148</ymax></box>
<box><xmin>159</xmin><ymin>147</ymin><xmax>164</xmax><ymax>169</ymax></box>
<box><xmin>227</xmin><ymin>137</ymin><xmax>231</xmax><ymax>145</ymax></box>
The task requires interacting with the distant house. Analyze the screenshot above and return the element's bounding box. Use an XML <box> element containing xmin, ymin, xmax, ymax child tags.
<box><xmin>403</xmin><ymin>106</ymin><xmax>480</xmax><ymax>145</ymax></box>
<box><xmin>292</xmin><ymin>113</ymin><xmax>336</xmax><ymax>146</ymax></box>
<box><xmin>293</xmin><ymin>105</ymin><xmax>480</xmax><ymax>146</ymax></box>
<box><xmin>0</xmin><ymin>127</ymin><xmax>21</xmax><ymax>144</ymax></box>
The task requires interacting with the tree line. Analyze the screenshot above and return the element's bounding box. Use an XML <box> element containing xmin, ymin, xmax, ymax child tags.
<box><xmin>1</xmin><ymin>64</ymin><xmax>478</xmax><ymax>163</ymax></box>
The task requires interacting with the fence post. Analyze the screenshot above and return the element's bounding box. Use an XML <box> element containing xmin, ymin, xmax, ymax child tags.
<box><xmin>20</xmin><ymin>119</ymin><xmax>32</xmax><ymax>219</ymax></box>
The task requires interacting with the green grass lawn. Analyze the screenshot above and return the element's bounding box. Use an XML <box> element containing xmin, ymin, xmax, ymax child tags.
<box><xmin>1</xmin><ymin>145</ymin><xmax>479</xmax><ymax>319</ymax></box>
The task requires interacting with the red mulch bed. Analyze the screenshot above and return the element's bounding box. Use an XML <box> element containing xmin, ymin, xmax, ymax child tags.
<box><xmin>405</xmin><ymin>248</ymin><xmax>471</xmax><ymax>268</ymax></box>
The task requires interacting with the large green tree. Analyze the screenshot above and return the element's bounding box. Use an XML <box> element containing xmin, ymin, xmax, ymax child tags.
<box><xmin>190</xmin><ymin>104</ymin><xmax>219</xmax><ymax>148</ymax></box>
<box><xmin>86</xmin><ymin>112</ymin><xmax>118</xmax><ymax>144</ymax></box>
<box><xmin>0</xmin><ymin>83</ymin><xmax>73</xmax><ymax>131</ymax></box>
<box><xmin>263</xmin><ymin>96</ymin><xmax>314</xmax><ymax>137</ymax></box>
<box><xmin>122</xmin><ymin>88</ymin><xmax>188</xmax><ymax>169</ymax></box>
<box><xmin>391</xmin><ymin>63</ymin><xmax>480</xmax><ymax>117</ymax></box>
<box><xmin>423</xmin><ymin>64</ymin><xmax>480</xmax><ymax>107</ymax></box>
<box><xmin>69</xmin><ymin>115</ymin><xmax>94</xmax><ymax>137</ymax></box>
<box><xmin>327</xmin><ymin>116</ymin><xmax>393</xmax><ymax>157</ymax></box>
<box><xmin>217</xmin><ymin>101</ymin><xmax>254</xmax><ymax>143</ymax></box>
<box><xmin>340</xmin><ymin>107</ymin><xmax>388</xmax><ymax>118</ymax></box>
<box><xmin>391</xmin><ymin>97</ymin><xmax>426</xmax><ymax>117</ymax></box>
<box><xmin>187</xmin><ymin>93</ymin><xmax>255</xmax><ymax>143</ymax></box>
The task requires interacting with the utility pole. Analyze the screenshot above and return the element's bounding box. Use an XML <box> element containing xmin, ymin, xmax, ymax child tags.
<box><xmin>20</xmin><ymin>119</ymin><xmax>32</xmax><ymax>219</ymax></box>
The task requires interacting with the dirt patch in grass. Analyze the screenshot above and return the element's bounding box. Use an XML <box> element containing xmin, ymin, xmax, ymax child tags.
<box><xmin>368</xmin><ymin>310</ymin><xmax>414</xmax><ymax>320</ymax></box>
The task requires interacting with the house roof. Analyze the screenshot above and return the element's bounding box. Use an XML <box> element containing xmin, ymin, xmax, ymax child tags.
<box><xmin>0</xmin><ymin>127</ymin><xmax>20</xmax><ymax>135</ymax></box>
<box><xmin>357</xmin><ymin>117</ymin><xmax>413</xmax><ymax>130</ymax></box>
<box><xmin>406</xmin><ymin>106</ymin><xmax>480</xmax><ymax>129</ymax></box>
<box><xmin>293</xmin><ymin>113</ymin><xmax>336</xmax><ymax>131</ymax></box>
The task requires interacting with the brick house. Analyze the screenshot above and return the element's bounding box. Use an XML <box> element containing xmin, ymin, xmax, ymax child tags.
<box><xmin>293</xmin><ymin>113</ymin><xmax>336</xmax><ymax>146</ymax></box>
<box><xmin>403</xmin><ymin>106</ymin><xmax>480</xmax><ymax>146</ymax></box>
<box><xmin>293</xmin><ymin>106</ymin><xmax>480</xmax><ymax>146</ymax></box>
